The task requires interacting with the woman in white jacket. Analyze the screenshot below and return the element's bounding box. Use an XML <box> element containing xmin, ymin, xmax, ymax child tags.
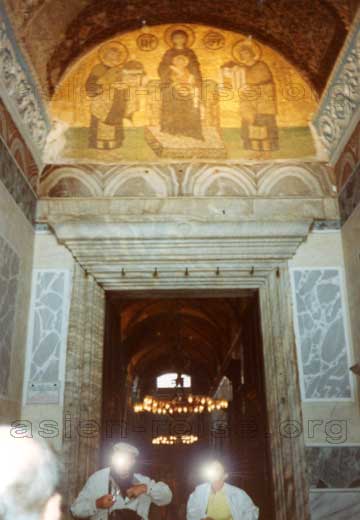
<box><xmin>186</xmin><ymin>460</ymin><xmax>259</xmax><ymax>520</ymax></box>
<box><xmin>71</xmin><ymin>442</ymin><xmax>172</xmax><ymax>520</ymax></box>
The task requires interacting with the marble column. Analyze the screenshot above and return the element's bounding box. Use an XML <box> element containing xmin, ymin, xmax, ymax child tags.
<box><xmin>260</xmin><ymin>266</ymin><xmax>309</xmax><ymax>520</ymax></box>
<box><xmin>61</xmin><ymin>264</ymin><xmax>105</xmax><ymax>515</ymax></box>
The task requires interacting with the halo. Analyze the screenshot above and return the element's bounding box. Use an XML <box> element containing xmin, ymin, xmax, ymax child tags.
<box><xmin>164</xmin><ymin>24</ymin><xmax>196</xmax><ymax>48</ymax></box>
<box><xmin>98</xmin><ymin>41</ymin><xmax>129</xmax><ymax>67</ymax></box>
<box><xmin>232</xmin><ymin>37</ymin><xmax>262</xmax><ymax>65</ymax></box>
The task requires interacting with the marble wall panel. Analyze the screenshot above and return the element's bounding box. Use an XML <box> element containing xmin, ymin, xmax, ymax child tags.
<box><xmin>310</xmin><ymin>491</ymin><xmax>360</xmax><ymax>519</ymax></box>
<box><xmin>335</xmin><ymin>121</ymin><xmax>360</xmax><ymax>192</ymax></box>
<box><xmin>339</xmin><ymin>162</ymin><xmax>360</xmax><ymax>224</ymax></box>
<box><xmin>307</xmin><ymin>447</ymin><xmax>360</xmax><ymax>489</ymax></box>
<box><xmin>0</xmin><ymin>138</ymin><xmax>37</xmax><ymax>223</ymax></box>
<box><xmin>0</xmin><ymin>99</ymin><xmax>39</xmax><ymax>187</ymax></box>
<box><xmin>291</xmin><ymin>268</ymin><xmax>352</xmax><ymax>400</ymax></box>
<box><xmin>0</xmin><ymin>235</ymin><xmax>20</xmax><ymax>397</ymax></box>
<box><xmin>24</xmin><ymin>269</ymin><xmax>71</xmax><ymax>404</ymax></box>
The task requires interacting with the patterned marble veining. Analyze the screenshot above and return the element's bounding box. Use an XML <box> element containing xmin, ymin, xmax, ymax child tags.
<box><xmin>0</xmin><ymin>235</ymin><xmax>20</xmax><ymax>397</ymax></box>
<box><xmin>62</xmin><ymin>264</ymin><xmax>105</xmax><ymax>515</ymax></box>
<box><xmin>307</xmin><ymin>447</ymin><xmax>360</xmax><ymax>488</ymax></box>
<box><xmin>310</xmin><ymin>491</ymin><xmax>360</xmax><ymax>520</ymax></box>
<box><xmin>291</xmin><ymin>269</ymin><xmax>352</xmax><ymax>400</ymax></box>
<box><xmin>25</xmin><ymin>269</ymin><xmax>71</xmax><ymax>404</ymax></box>
<box><xmin>0</xmin><ymin>138</ymin><xmax>37</xmax><ymax>223</ymax></box>
<box><xmin>339</xmin><ymin>163</ymin><xmax>360</xmax><ymax>224</ymax></box>
<box><xmin>335</xmin><ymin>120</ymin><xmax>360</xmax><ymax>191</ymax></box>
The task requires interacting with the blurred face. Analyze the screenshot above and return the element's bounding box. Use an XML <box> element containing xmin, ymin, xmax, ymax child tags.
<box><xmin>172</xmin><ymin>33</ymin><xmax>187</xmax><ymax>48</ymax></box>
<box><xmin>111</xmin><ymin>451</ymin><xmax>137</xmax><ymax>478</ymax></box>
<box><xmin>202</xmin><ymin>461</ymin><xmax>226</xmax><ymax>484</ymax></box>
<box><xmin>104</xmin><ymin>48</ymin><xmax>122</xmax><ymax>67</ymax></box>
<box><xmin>238</xmin><ymin>47</ymin><xmax>255</xmax><ymax>65</ymax></box>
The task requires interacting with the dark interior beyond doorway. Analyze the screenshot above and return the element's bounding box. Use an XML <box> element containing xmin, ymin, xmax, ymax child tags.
<box><xmin>102</xmin><ymin>291</ymin><xmax>275</xmax><ymax>519</ymax></box>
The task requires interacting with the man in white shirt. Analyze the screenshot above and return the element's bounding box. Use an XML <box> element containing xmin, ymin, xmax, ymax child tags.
<box><xmin>71</xmin><ymin>442</ymin><xmax>172</xmax><ymax>520</ymax></box>
<box><xmin>187</xmin><ymin>460</ymin><xmax>259</xmax><ymax>520</ymax></box>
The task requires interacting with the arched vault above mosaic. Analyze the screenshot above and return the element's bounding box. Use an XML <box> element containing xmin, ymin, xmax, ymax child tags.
<box><xmin>3</xmin><ymin>0</ymin><xmax>359</xmax><ymax>98</ymax></box>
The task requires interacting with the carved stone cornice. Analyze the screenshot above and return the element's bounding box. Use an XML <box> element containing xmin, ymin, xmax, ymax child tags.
<box><xmin>313</xmin><ymin>8</ymin><xmax>360</xmax><ymax>165</ymax></box>
<box><xmin>0</xmin><ymin>8</ymin><xmax>49</xmax><ymax>168</ymax></box>
<box><xmin>57</xmin><ymin>229</ymin><xmax>310</xmax><ymax>520</ymax></box>
<box><xmin>39</xmin><ymin>198</ymin><xmax>313</xmax><ymax>289</ymax></box>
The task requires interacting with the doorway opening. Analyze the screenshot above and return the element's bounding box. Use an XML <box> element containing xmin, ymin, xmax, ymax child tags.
<box><xmin>101</xmin><ymin>290</ymin><xmax>275</xmax><ymax>519</ymax></box>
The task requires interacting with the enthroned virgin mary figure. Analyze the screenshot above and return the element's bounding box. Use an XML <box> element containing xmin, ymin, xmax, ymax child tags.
<box><xmin>158</xmin><ymin>26</ymin><xmax>203</xmax><ymax>140</ymax></box>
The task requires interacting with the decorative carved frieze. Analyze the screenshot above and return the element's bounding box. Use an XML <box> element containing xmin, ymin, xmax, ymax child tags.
<box><xmin>313</xmin><ymin>9</ymin><xmax>360</xmax><ymax>165</ymax></box>
<box><xmin>0</xmin><ymin>10</ymin><xmax>49</xmax><ymax>166</ymax></box>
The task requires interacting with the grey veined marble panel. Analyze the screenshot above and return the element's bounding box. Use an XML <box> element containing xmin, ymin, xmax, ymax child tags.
<box><xmin>291</xmin><ymin>269</ymin><xmax>352</xmax><ymax>400</ymax></box>
<box><xmin>307</xmin><ymin>447</ymin><xmax>360</xmax><ymax>489</ymax></box>
<box><xmin>310</xmin><ymin>491</ymin><xmax>360</xmax><ymax>520</ymax></box>
<box><xmin>0</xmin><ymin>236</ymin><xmax>20</xmax><ymax>396</ymax></box>
<box><xmin>25</xmin><ymin>270</ymin><xmax>71</xmax><ymax>404</ymax></box>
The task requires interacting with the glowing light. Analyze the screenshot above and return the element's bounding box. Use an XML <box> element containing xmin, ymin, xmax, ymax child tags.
<box><xmin>111</xmin><ymin>453</ymin><xmax>134</xmax><ymax>473</ymax></box>
<box><xmin>133</xmin><ymin>395</ymin><xmax>228</xmax><ymax>416</ymax></box>
<box><xmin>152</xmin><ymin>435</ymin><xmax>199</xmax><ymax>446</ymax></box>
<box><xmin>202</xmin><ymin>461</ymin><xmax>226</xmax><ymax>482</ymax></box>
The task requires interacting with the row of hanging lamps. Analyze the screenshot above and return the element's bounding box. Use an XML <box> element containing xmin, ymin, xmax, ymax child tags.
<box><xmin>152</xmin><ymin>434</ymin><xmax>199</xmax><ymax>446</ymax></box>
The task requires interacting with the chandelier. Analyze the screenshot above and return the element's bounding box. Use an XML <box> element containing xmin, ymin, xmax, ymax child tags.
<box><xmin>133</xmin><ymin>304</ymin><xmax>229</xmax><ymax>416</ymax></box>
<box><xmin>134</xmin><ymin>391</ymin><xmax>228</xmax><ymax>415</ymax></box>
<box><xmin>152</xmin><ymin>435</ymin><xmax>199</xmax><ymax>446</ymax></box>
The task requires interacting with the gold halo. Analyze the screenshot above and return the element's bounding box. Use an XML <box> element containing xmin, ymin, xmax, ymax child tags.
<box><xmin>98</xmin><ymin>41</ymin><xmax>129</xmax><ymax>67</ymax></box>
<box><xmin>232</xmin><ymin>38</ymin><xmax>262</xmax><ymax>65</ymax></box>
<box><xmin>164</xmin><ymin>24</ymin><xmax>196</xmax><ymax>48</ymax></box>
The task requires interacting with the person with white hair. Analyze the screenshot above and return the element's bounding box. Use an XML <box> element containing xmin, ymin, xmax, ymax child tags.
<box><xmin>71</xmin><ymin>442</ymin><xmax>172</xmax><ymax>519</ymax></box>
<box><xmin>0</xmin><ymin>425</ymin><xmax>61</xmax><ymax>520</ymax></box>
<box><xmin>187</xmin><ymin>460</ymin><xmax>259</xmax><ymax>520</ymax></box>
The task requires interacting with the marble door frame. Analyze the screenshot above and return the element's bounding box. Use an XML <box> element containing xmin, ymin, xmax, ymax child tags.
<box><xmin>50</xmin><ymin>213</ymin><xmax>310</xmax><ymax>519</ymax></box>
<box><xmin>61</xmin><ymin>267</ymin><xmax>309</xmax><ymax>520</ymax></box>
